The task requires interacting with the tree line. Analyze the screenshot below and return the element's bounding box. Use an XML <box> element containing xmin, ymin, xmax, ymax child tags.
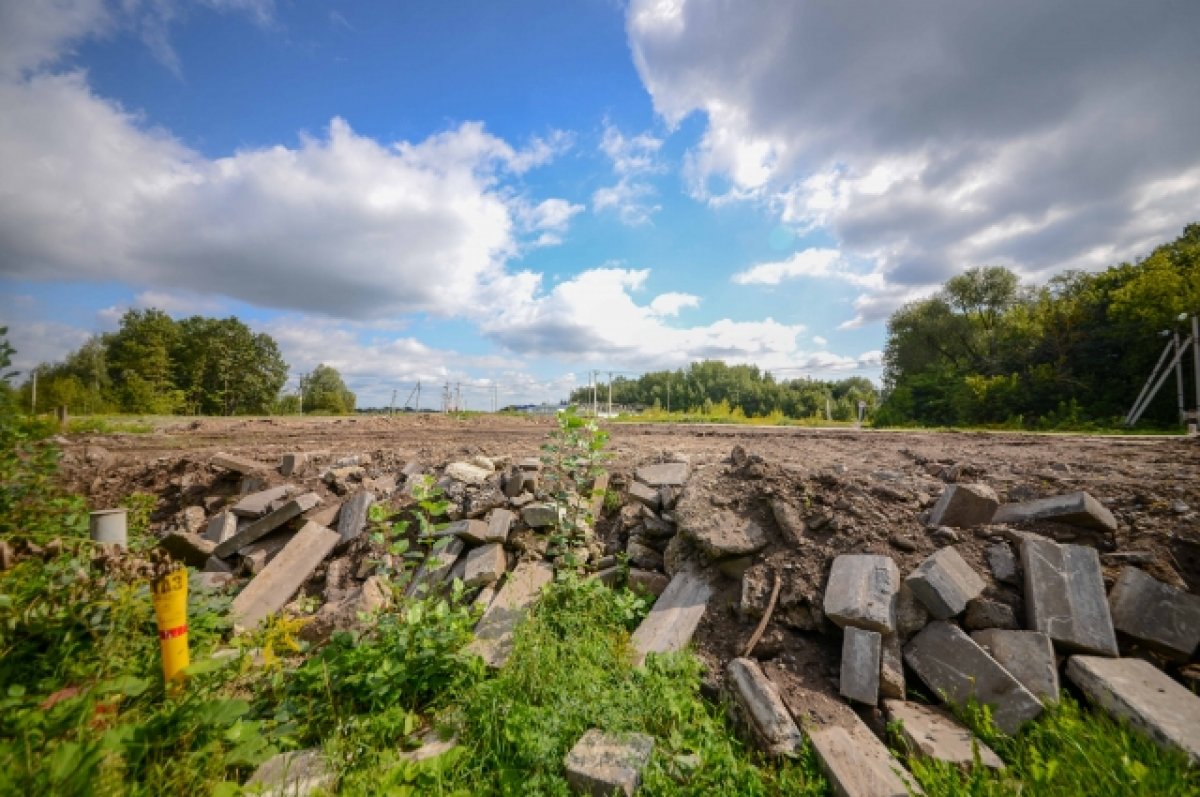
<box><xmin>13</xmin><ymin>309</ymin><xmax>356</xmax><ymax>415</ymax></box>
<box><xmin>877</xmin><ymin>223</ymin><xmax>1200</xmax><ymax>429</ymax></box>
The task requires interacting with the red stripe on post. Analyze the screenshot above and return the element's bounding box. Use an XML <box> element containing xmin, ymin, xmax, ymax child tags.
<box><xmin>158</xmin><ymin>625</ymin><xmax>188</xmax><ymax>640</ymax></box>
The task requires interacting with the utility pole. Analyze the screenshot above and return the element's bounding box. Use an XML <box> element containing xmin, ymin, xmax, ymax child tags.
<box><xmin>1175</xmin><ymin>331</ymin><xmax>1187</xmax><ymax>424</ymax></box>
<box><xmin>416</xmin><ymin>380</ymin><xmax>421</xmax><ymax>411</ymax></box>
<box><xmin>455</xmin><ymin>382</ymin><xmax>462</xmax><ymax>412</ymax></box>
<box><xmin>443</xmin><ymin>382</ymin><xmax>451</xmax><ymax>413</ymax></box>
<box><xmin>298</xmin><ymin>372</ymin><xmax>307</xmax><ymax>416</ymax></box>
<box><xmin>389</xmin><ymin>389</ymin><xmax>397</xmax><ymax>415</ymax></box>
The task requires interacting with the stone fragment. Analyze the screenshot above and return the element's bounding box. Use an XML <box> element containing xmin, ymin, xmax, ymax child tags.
<box><xmin>677</xmin><ymin>505</ymin><xmax>769</xmax><ymax>560</ymax></box>
<box><xmin>928</xmin><ymin>484</ymin><xmax>999</xmax><ymax>528</ymax></box>
<box><xmin>245</xmin><ymin>749</ymin><xmax>335</xmax><ymax>797</ymax></box>
<box><xmin>440</xmin><ymin>519</ymin><xmax>491</xmax><ymax>544</ymax></box>
<box><xmin>985</xmin><ymin>542</ymin><xmax>1019</xmax><ymax>585</ymax></box>
<box><xmin>727</xmin><ymin>657</ymin><xmax>803</xmax><ymax>755</ymax></box>
<box><xmin>964</xmin><ymin>598</ymin><xmax>1019</xmax><ymax>631</ymax></box>
<box><xmin>1067</xmin><ymin>655</ymin><xmax>1200</xmax><ymax>764</ymax></box>
<box><xmin>906</xmin><ymin>547</ymin><xmax>986</xmax><ymax>619</ymax></box>
<box><xmin>628</xmin><ymin>568</ymin><xmax>670</xmax><ymax>596</ymax></box>
<box><xmin>463</xmin><ymin>543</ymin><xmax>507</xmax><ymax>587</ymax></box>
<box><xmin>210</xmin><ymin>453</ymin><xmax>266</xmax><ymax>475</ymax></box>
<box><xmin>808</xmin><ymin>726</ymin><xmax>916</xmax><ymax>797</ymax></box>
<box><xmin>640</xmin><ymin>512</ymin><xmax>674</xmax><ymax>538</ymax></box>
<box><xmin>485</xmin><ymin>508</ymin><xmax>515</xmax><ymax>544</ymax></box>
<box><xmin>518</xmin><ymin>457</ymin><xmax>542</xmax><ymax>471</ymax></box>
<box><xmin>626</xmin><ymin>539</ymin><xmax>663</xmax><ymax>571</ymax></box>
<box><xmin>231</xmin><ymin>522</ymin><xmax>339</xmax><ymax>629</ymax></box>
<box><xmin>445</xmin><ymin>461</ymin><xmax>491</xmax><ymax>486</ymax></box>
<box><xmin>883</xmin><ymin>700</ymin><xmax>1004</xmax><ymax>770</ymax></box>
<box><xmin>279</xmin><ymin>450</ymin><xmax>325</xmax><ymax>477</ymax></box>
<box><xmin>503</xmin><ymin>466</ymin><xmax>525</xmax><ymax>498</ymax></box>
<box><xmin>904</xmin><ymin>621</ymin><xmax>1044</xmax><ymax>734</ymax></box>
<box><xmin>231</xmin><ymin>485</ymin><xmax>293</xmax><ymax>518</ymax></box>
<box><xmin>522</xmin><ymin>503</ymin><xmax>561</xmax><ymax>528</ymax></box>
<box><xmin>840</xmin><ymin>627</ymin><xmax>881</xmax><ymax>705</ymax></box>
<box><xmin>406</xmin><ymin>536</ymin><xmax>465</xmax><ymax>597</ymax></box>
<box><xmin>631</xmin><ymin>568</ymin><xmax>714</xmax><ymax>665</ymax></box>
<box><xmin>880</xmin><ymin>634</ymin><xmax>906</xmax><ymax>700</ymax></box>
<box><xmin>994</xmin><ymin>491</ymin><xmax>1117</xmax><ymax>533</ymax></box>
<box><xmin>1021</xmin><ymin>538</ymin><xmax>1118</xmax><ymax>656</ymax></box>
<box><xmin>214</xmin><ymin>493</ymin><xmax>321</xmax><ymax>558</ymax></box>
<box><xmin>564</xmin><ymin>729</ymin><xmax>654</xmax><ymax>797</ymax></box>
<box><xmin>823</xmin><ymin>554</ymin><xmax>900</xmax><ymax>633</ymax></box>
<box><xmin>1107</xmin><ymin>566</ymin><xmax>1200</xmax><ymax>660</ymax></box>
<box><xmin>970</xmin><ymin>630</ymin><xmax>1059</xmax><ymax>704</ymax></box>
<box><xmin>627</xmin><ymin>480</ymin><xmax>661</xmax><ymax>510</ymax></box>
<box><xmin>204</xmin><ymin>510</ymin><xmax>238</xmax><ymax>544</ymax></box>
<box><xmin>300</xmin><ymin>575</ymin><xmax>391</xmax><ymax>643</ymax></box>
<box><xmin>896</xmin><ymin>582</ymin><xmax>930</xmax><ymax>638</ymax></box>
<box><xmin>635</xmin><ymin>461</ymin><xmax>689</xmax><ymax>487</ymax></box>
<box><xmin>193</xmin><ymin>571</ymin><xmax>235</xmax><ymax>591</ymax></box>
<box><xmin>770</xmin><ymin>499</ymin><xmax>806</xmax><ymax>547</ymax></box>
<box><xmin>336</xmin><ymin>491</ymin><xmax>375</xmax><ymax>543</ymax></box>
<box><xmin>172</xmin><ymin>506</ymin><xmax>207</xmax><ymax>535</ymax></box>
<box><xmin>467</xmin><ymin>560</ymin><xmax>554</xmax><ymax>667</ymax></box>
<box><xmin>159</xmin><ymin>531</ymin><xmax>217</xmax><ymax>568</ymax></box>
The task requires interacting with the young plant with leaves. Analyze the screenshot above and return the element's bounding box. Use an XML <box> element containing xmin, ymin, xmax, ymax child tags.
<box><xmin>539</xmin><ymin>407</ymin><xmax>610</xmax><ymax>566</ymax></box>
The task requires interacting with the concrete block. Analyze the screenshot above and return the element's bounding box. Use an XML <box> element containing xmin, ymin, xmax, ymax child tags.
<box><xmin>245</xmin><ymin>749</ymin><xmax>335</xmax><ymax>797</ymax></box>
<box><xmin>631</xmin><ymin>568</ymin><xmax>714</xmax><ymax>665</ymax></box>
<box><xmin>904</xmin><ymin>621</ymin><xmax>1044</xmax><ymax>734</ymax></box>
<box><xmin>210</xmin><ymin>453</ymin><xmax>266</xmax><ymax>475</ymax></box>
<box><xmin>214</xmin><ymin>492</ymin><xmax>321</xmax><ymax>558</ymax></box>
<box><xmin>808</xmin><ymin>726</ymin><xmax>916</xmax><ymax>797</ymax></box>
<box><xmin>231</xmin><ymin>485</ymin><xmax>293</xmax><ymax>518</ymax></box>
<box><xmin>467</xmin><ymin>560</ymin><xmax>554</xmax><ymax>667</ymax></box>
<box><xmin>440</xmin><ymin>519</ymin><xmax>490</xmax><ymax>544</ymax></box>
<box><xmin>445</xmin><ymin>461</ymin><xmax>490</xmax><ymax>485</ymax></box>
<box><xmin>906</xmin><ymin>547</ymin><xmax>985</xmax><ymax>619</ymax></box>
<box><xmin>880</xmin><ymin>635</ymin><xmax>905</xmax><ymax>700</ymax></box>
<box><xmin>463</xmin><ymin>543</ymin><xmax>506</xmax><ymax>587</ymax></box>
<box><xmin>883</xmin><ymin>699</ymin><xmax>1004</xmax><ymax>770</ymax></box>
<box><xmin>485</xmin><ymin>508</ymin><xmax>515</xmax><ymax>543</ymax></box>
<box><xmin>518</xmin><ymin>457</ymin><xmax>542</xmax><ymax>471</ymax></box>
<box><xmin>159</xmin><ymin>531</ymin><xmax>216</xmax><ymax>568</ymax></box>
<box><xmin>278</xmin><ymin>450</ymin><xmax>325</xmax><ymax>477</ymax></box>
<box><xmin>406</xmin><ymin>536</ymin><xmax>465</xmax><ymax>597</ymax></box>
<box><xmin>928</xmin><ymin>484</ymin><xmax>999</xmax><ymax>528</ymax></box>
<box><xmin>727</xmin><ymin>657</ymin><xmax>803</xmax><ymax>755</ymax></box>
<box><xmin>231</xmin><ymin>522</ymin><xmax>339</xmax><ymax>629</ymax></box>
<box><xmin>627</xmin><ymin>480</ymin><xmax>661</xmax><ymax>510</ymax></box>
<box><xmin>522</xmin><ymin>503</ymin><xmax>561</xmax><ymax>528</ymax></box>
<box><xmin>823</xmin><ymin>554</ymin><xmax>900</xmax><ymax>633</ymax></box>
<box><xmin>336</xmin><ymin>491</ymin><xmax>374</xmax><ymax>543</ymax></box>
<box><xmin>994</xmin><ymin>491</ymin><xmax>1117</xmax><ymax>533</ymax></box>
<box><xmin>840</xmin><ymin>627</ymin><xmax>881</xmax><ymax>705</ymax></box>
<box><xmin>896</xmin><ymin>581</ymin><xmax>930</xmax><ymax>638</ymax></box>
<box><xmin>1021</xmin><ymin>538</ymin><xmax>1118</xmax><ymax>656</ymax></box>
<box><xmin>204</xmin><ymin>510</ymin><xmax>238</xmax><ymax>544</ymax></box>
<box><xmin>564</xmin><ymin>729</ymin><xmax>654</xmax><ymax>797</ymax></box>
<box><xmin>1067</xmin><ymin>655</ymin><xmax>1200</xmax><ymax>764</ymax></box>
<box><xmin>985</xmin><ymin>542</ymin><xmax>1019</xmax><ymax>585</ymax></box>
<box><xmin>970</xmin><ymin>629</ymin><xmax>1059</xmax><ymax>704</ymax></box>
<box><xmin>1108</xmin><ymin>566</ymin><xmax>1200</xmax><ymax>660</ymax></box>
<box><xmin>964</xmin><ymin>598</ymin><xmax>1019</xmax><ymax>631</ymax></box>
<box><xmin>635</xmin><ymin>461</ymin><xmax>689</xmax><ymax>487</ymax></box>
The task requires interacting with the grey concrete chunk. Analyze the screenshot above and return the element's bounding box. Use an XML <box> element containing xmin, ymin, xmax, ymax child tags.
<box><xmin>884</xmin><ymin>699</ymin><xmax>1005</xmax><ymax>770</ymax></box>
<box><xmin>485</xmin><ymin>508</ymin><xmax>515</xmax><ymax>543</ymax></box>
<box><xmin>994</xmin><ymin>491</ymin><xmax>1117</xmax><ymax>533</ymax></box>
<box><xmin>823</xmin><ymin>554</ymin><xmax>900</xmax><ymax>633</ymax></box>
<box><xmin>631</xmin><ymin>568</ymin><xmax>713</xmax><ymax>665</ymax></box>
<box><xmin>626</xmin><ymin>539</ymin><xmax>663</xmax><ymax>571</ymax></box>
<box><xmin>564</xmin><ymin>729</ymin><xmax>654</xmax><ymax>797</ymax></box>
<box><xmin>964</xmin><ymin>598</ymin><xmax>1019</xmax><ymax>631</ymax></box>
<box><xmin>1067</xmin><ymin>655</ymin><xmax>1200</xmax><ymax>764</ymax></box>
<box><xmin>928</xmin><ymin>484</ymin><xmax>999</xmax><ymax>528</ymax></box>
<box><xmin>463</xmin><ymin>543</ymin><xmax>507</xmax><ymax>587</ymax></box>
<box><xmin>808</xmin><ymin>725</ymin><xmax>916</xmax><ymax>797</ymax></box>
<box><xmin>970</xmin><ymin>629</ymin><xmax>1059</xmax><ymax>704</ymax></box>
<box><xmin>522</xmin><ymin>503</ymin><xmax>561</xmax><ymax>528</ymax></box>
<box><xmin>678</xmin><ymin>507</ymin><xmax>768</xmax><ymax>560</ymax></box>
<box><xmin>635</xmin><ymin>461</ymin><xmax>689</xmax><ymax>487</ymax></box>
<box><xmin>231</xmin><ymin>522</ymin><xmax>339</xmax><ymax>629</ymax></box>
<box><xmin>896</xmin><ymin>581</ymin><xmax>930</xmax><ymax>638</ymax></box>
<box><xmin>985</xmin><ymin>542</ymin><xmax>1019</xmax><ymax>585</ymax></box>
<box><xmin>467</xmin><ymin>560</ymin><xmax>554</xmax><ymax>667</ymax></box>
<box><xmin>445</xmin><ymin>461</ymin><xmax>490</xmax><ymax>485</ymax></box>
<box><xmin>1108</xmin><ymin>566</ymin><xmax>1200</xmax><ymax>660</ymax></box>
<box><xmin>440</xmin><ymin>518</ymin><xmax>491</xmax><ymax>544</ymax></box>
<box><xmin>906</xmin><ymin>547</ymin><xmax>985</xmax><ymax>619</ymax></box>
<box><xmin>518</xmin><ymin>457</ymin><xmax>542</xmax><ymax>471</ymax></box>
<box><xmin>628</xmin><ymin>568</ymin><xmax>670</xmax><ymax>596</ymax></box>
<box><xmin>278</xmin><ymin>450</ymin><xmax>325</xmax><ymax>477</ymax></box>
<box><xmin>627</xmin><ymin>480</ymin><xmax>661</xmax><ymax>510</ymax></box>
<box><xmin>214</xmin><ymin>492</ymin><xmax>321</xmax><ymax>558</ymax></box>
<box><xmin>246</xmin><ymin>749</ymin><xmax>335</xmax><ymax>797</ymax></box>
<box><xmin>336</xmin><ymin>491</ymin><xmax>374</xmax><ymax>542</ymax></box>
<box><xmin>727</xmin><ymin>657</ymin><xmax>803</xmax><ymax>755</ymax></box>
<box><xmin>880</xmin><ymin>634</ymin><xmax>906</xmax><ymax>700</ymax></box>
<box><xmin>204</xmin><ymin>510</ymin><xmax>238</xmax><ymax>544</ymax></box>
<box><xmin>231</xmin><ymin>485</ymin><xmax>293</xmax><ymax>518</ymax></box>
<box><xmin>904</xmin><ymin>621</ymin><xmax>1044</xmax><ymax>734</ymax></box>
<box><xmin>840</xmin><ymin>627</ymin><xmax>881</xmax><ymax>705</ymax></box>
<box><xmin>406</xmin><ymin>536</ymin><xmax>465</xmax><ymax>597</ymax></box>
<box><xmin>1021</xmin><ymin>538</ymin><xmax>1118</xmax><ymax>656</ymax></box>
<box><xmin>210</xmin><ymin>453</ymin><xmax>266</xmax><ymax>475</ymax></box>
<box><xmin>159</xmin><ymin>531</ymin><xmax>216</xmax><ymax>568</ymax></box>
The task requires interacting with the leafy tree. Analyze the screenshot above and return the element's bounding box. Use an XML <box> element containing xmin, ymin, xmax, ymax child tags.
<box><xmin>303</xmin><ymin>364</ymin><xmax>356</xmax><ymax>414</ymax></box>
<box><xmin>104</xmin><ymin>309</ymin><xmax>184</xmax><ymax>414</ymax></box>
<box><xmin>172</xmin><ymin>316</ymin><xmax>287</xmax><ymax>415</ymax></box>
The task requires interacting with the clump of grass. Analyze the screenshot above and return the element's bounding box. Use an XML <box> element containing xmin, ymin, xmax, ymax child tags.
<box><xmin>67</xmin><ymin>416</ymin><xmax>156</xmax><ymax>435</ymax></box>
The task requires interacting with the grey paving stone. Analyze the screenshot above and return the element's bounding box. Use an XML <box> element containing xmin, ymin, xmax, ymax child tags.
<box><xmin>522</xmin><ymin>503</ymin><xmax>562</xmax><ymax>528</ymax></box>
<box><xmin>214</xmin><ymin>492</ymin><xmax>321</xmax><ymax>558</ymax></box>
<box><xmin>245</xmin><ymin>749</ymin><xmax>335</xmax><ymax>797</ymax></box>
<box><xmin>880</xmin><ymin>634</ymin><xmax>906</xmax><ymax>700</ymax></box>
<box><xmin>635</xmin><ymin>461</ymin><xmax>690</xmax><ymax>487</ymax></box>
<box><xmin>204</xmin><ymin>510</ymin><xmax>238</xmax><ymax>544</ymax></box>
<box><xmin>485</xmin><ymin>508</ymin><xmax>516</xmax><ymax>544</ymax></box>
<box><xmin>467</xmin><ymin>560</ymin><xmax>554</xmax><ymax>667</ymax></box>
<box><xmin>928</xmin><ymin>484</ymin><xmax>999</xmax><ymax>528</ymax></box>
<box><xmin>970</xmin><ymin>629</ymin><xmax>1060</xmax><ymax>704</ymax></box>
<box><xmin>840</xmin><ymin>627</ymin><xmax>881</xmax><ymax>705</ymax></box>
<box><xmin>1021</xmin><ymin>538</ymin><xmax>1118</xmax><ymax>656</ymax></box>
<box><xmin>406</xmin><ymin>536</ymin><xmax>465</xmax><ymax>598</ymax></box>
<box><xmin>159</xmin><ymin>531</ymin><xmax>216</xmax><ymax>568</ymax></box>
<box><xmin>564</xmin><ymin>729</ymin><xmax>654</xmax><ymax>797</ymax></box>
<box><xmin>210</xmin><ymin>453</ymin><xmax>266</xmax><ymax>475</ymax></box>
<box><xmin>906</xmin><ymin>547</ymin><xmax>986</xmax><ymax>619</ymax></box>
<box><xmin>231</xmin><ymin>522</ymin><xmax>339</xmax><ymax>629</ymax></box>
<box><xmin>808</xmin><ymin>725</ymin><xmax>916</xmax><ymax>797</ymax></box>
<box><xmin>727</xmin><ymin>657</ymin><xmax>804</xmax><ymax>755</ymax></box>
<box><xmin>231</xmin><ymin>485</ymin><xmax>293</xmax><ymax>518</ymax></box>
<box><xmin>631</xmin><ymin>567</ymin><xmax>713</xmax><ymax>665</ymax></box>
<box><xmin>336</xmin><ymin>491</ymin><xmax>374</xmax><ymax>542</ymax></box>
<box><xmin>823</xmin><ymin>554</ymin><xmax>900</xmax><ymax>633</ymax></box>
<box><xmin>1107</xmin><ymin>566</ymin><xmax>1200</xmax><ymax>660</ymax></box>
<box><xmin>884</xmin><ymin>699</ymin><xmax>1005</xmax><ymax>770</ymax></box>
<box><xmin>627</xmin><ymin>480</ymin><xmax>661</xmax><ymax>510</ymax></box>
<box><xmin>994</xmin><ymin>491</ymin><xmax>1117</xmax><ymax>533</ymax></box>
<box><xmin>462</xmin><ymin>543</ymin><xmax>507</xmax><ymax>587</ymax></box>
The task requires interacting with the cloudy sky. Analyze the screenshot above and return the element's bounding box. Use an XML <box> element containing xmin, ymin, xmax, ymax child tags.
<box><xmin>2</xmin><ymin>1</ymin><xmax>1198</xmax><ymax>408</ymax></box>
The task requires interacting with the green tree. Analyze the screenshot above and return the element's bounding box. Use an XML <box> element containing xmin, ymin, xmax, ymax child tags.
<box><xmin>303</xmin><ymin>364</ymin><xmax>356</xmax><ymax>414</ymax></box>
<box><xmin>172</xmin><ymin>316</ymin><xmax>287</xmax><ymax>415</ymax></box>
<box><xmin>104</xmin><ymin>309</ymin><xmax>184</xmax><ymax>413</ymax></box>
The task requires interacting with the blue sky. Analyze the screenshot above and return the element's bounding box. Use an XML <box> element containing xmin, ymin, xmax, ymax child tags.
<box><xmin>2</xmin><ymin>1</ymin><xmax>1198</xmax><ymax>408</ymax></box>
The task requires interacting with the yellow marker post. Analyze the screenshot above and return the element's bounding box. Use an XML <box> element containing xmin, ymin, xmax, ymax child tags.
<box><xmin>151</xmin><ymin>568</ymin><xmax>190</xmax><ymax>682</ymax></box>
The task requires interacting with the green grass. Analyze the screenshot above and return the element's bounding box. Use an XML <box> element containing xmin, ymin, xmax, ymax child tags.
<box><xmin>65</xmin><ymin>415</ymin><xmax>158</xmax><ymax>435</ymax></box>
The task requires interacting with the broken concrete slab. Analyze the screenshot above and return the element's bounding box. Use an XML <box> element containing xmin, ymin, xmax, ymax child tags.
<box><xmin>896</xmin><ymin>581</ymin><xmax>930</xmax><ymax>638</ymax></box>
<box><xmin>883</xmin><ymin>699</ymin><xmax>1004</xmax><ymax>770</ymax></box>
<box><xmin>631</xmin><ymin>568</ymin><xmax>714</xmax><ymax>666</ymax></box>
<box><xmin>231</xmin><ymin>485</ymin><xmax>293</xmax><ymax>518</ymax></box>
<box><xmin>823</xmin><ymin>554</ymin><xmax>900</xmax><ymax>633</ymax></box>
<box><xmin>994</xmin><ymin>491</ymin><xmax>1117</xmax><ymax>533</ymax></box>
<box><xmin>463</xmin><ymin>543</ymin><xmax>507</xmax><ymax>588</ymax></box>
<box><xmin>808</xmin><ymin>725</ymin><xmax>917</xmax><ymax>797</ymax></box>
<box><xmin>1108</xmin><ymin>566</ymin><xmax>1200</xmax><ymax>661</ymax></box>
<box><xmin>486</xmin><ymin>508</ymin><xmax>515</xmax><ymax>544</ymax></box>
<box><xmin>210</xmin><ymin>453</ymin><xmax>266</xmax><ymax>475</ymax></box>
<box><xmin>985</xmin><ymin>542</ymin><xmax>1019</xmax><ymax>585</ymax></box>
<box><xmin>204</xmin><ymin>510</ymin><xmax>238</xmax><ymax>544</ymax></box>
<box><xmin>406</xmin><ymin>536</ymin><xmax>465</xmax><ymax>597</ymax></box>
<box><xmin>726</xmin><ymin>657</ymin><xmax>804</xmax><ymax>756</ymax></box>
<box><xmin>906</xmin><ymin>546</ymin><xmax>986</xmax><ymax>619</ymax></box>
<box><xmin>904</xmin><ymin>621</ymin><xmax>1044</xmax><ymax>734</ymax></box>
<box><xmin>467</xmin><ymin>560</ymin><xmax>554</xmax><ymax>667</ymax></box>
<box><xmin>840</xmin><ymin>627</ymin><xmax>881</xmax><ymax>705</ymax></box>
<box><xmin>438</xmin><ymin>519</ymin><xmax>490</xmax><ymax>544</ymax></box>
<box><xmin>928</xmin><ymin>484</ymin><xmax>1000</xmax><ymax>528</ymax></box>
<box><xmin>635</xmin><ymin>461</ymin><xmax>689</xmax><ymax>487</ymax></box>
<box><xmin>1021</xmin><ymin>538</ymin><xmax>1118</xmax><ymax>656</ymax></box>
<box><xmin>964</xmin><ymin>598</ymin><xmax>1019</xmax><ymax>631</ymax></box>
<box><xmin>159</xmin><ymin>531</ymin><xmax>216</xmax><ymax>568</ymax></box>
<box><xmin>679</xmin><ymin>510</ymin><xmax>769</xmax><ymax>560</ymax></box>
<box><xmin>1067</xmin><ymin>655</ymin><xmax>1200</xmax><ymax>764</ymax></box>
<box><xmin>770</xmin><ymin>499</ymin><xmax>806</xmax><ymax>547</ymax></box>
<box><xmin>970</xmin><ymin>629</ymin><xmax>1059</xmax><ymax>704</ymax></box>
<box><xmin>627</xmin><ymin>480</ymin><xmax>661</xmax><ymax>510</ymax></box>
<box><xmin>564</xmin><ymin>729</ymin><xmax>654</xmax><ymax>797</ymax></box>
<box><xmin>214</xmin><ymin>492</ymin><xmax>321</xmax><ymax>558</ymax></box>
<box><xmin>880</xmin><ymin>635</ymin><xmax>905</xmax><ymax>700</ymax></box>
<box><xmin>522</xmin><ymin>503</ymin><xmax>561</xmax><ymax>528</ymax></box>
<box><xmin>245</xmin><ymin>748</ymin><xmax>335</xmax><ymax>797</ymax></box>
<box><xmin>231</xmin><ymin>521</ymin><xmax>340</xmax><ymax>629</ymax></box>
<box><xmin>336</xmin><ymin>491</ymin><xmax>375</xmax><ymax>543</ymax></box>
<box><xmin>445</xmin><ymin>461</ymin><xmax>491</xmax><ymax>486</ymax></box>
